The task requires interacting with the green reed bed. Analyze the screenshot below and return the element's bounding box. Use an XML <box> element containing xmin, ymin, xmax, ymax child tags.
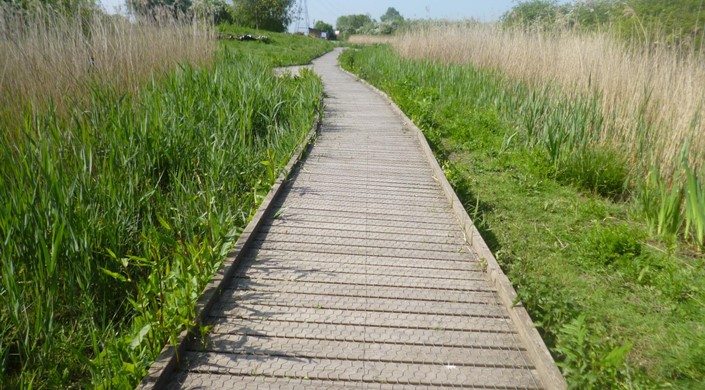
<box><xmin>341</xmin><ymin>45</ymin><xmax>704</xmax><ymax>389</ymax></box>
<box><xmin>0</xmin><ymin>50</ymin><xmax>322</xmax><ymax>388</ymax></box>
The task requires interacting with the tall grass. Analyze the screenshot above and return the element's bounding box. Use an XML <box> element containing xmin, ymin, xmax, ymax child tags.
<box><xmin>385</xmin><ymin>23</ymin><xmax>705</xmax><ymax>247</ymax></box>
<box><xmin>0</xmin><ymin>8</ymin><xmax>323</xmax><ymax>389</ymax></box>
<box><xmin>347</xmin><ymin>34</ymin><xmax>395</xmax><ymax>44</ymax></box>
<box><xmin>392</xmin><ymin>24</ymin><xmax>705</xmax><ymax>177</ymax></box>
<box><xmin>0</xmin><ymin>4</ymin><xmax>213</xmax><ymax>131</ymax></box>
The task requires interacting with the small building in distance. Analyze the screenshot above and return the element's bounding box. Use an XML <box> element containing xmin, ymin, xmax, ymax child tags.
<box><xmin>307</xmin><ymin>28</ymin><xmax>336</xmax><ymax>40</ymax></box>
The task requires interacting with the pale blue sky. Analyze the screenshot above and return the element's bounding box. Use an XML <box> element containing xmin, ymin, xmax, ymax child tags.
<box><xmin>99</xmin><ymin>0</ymin><xmax>524</xmax><ymax>23</ymax></box>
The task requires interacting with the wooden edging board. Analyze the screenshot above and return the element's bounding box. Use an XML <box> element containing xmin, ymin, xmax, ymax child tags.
<box><xmin>136</xmin><ymin>116</ymin><xmax>321</xmax><ymax>390</ymax></box>
<box><xmin>340</xmin><ymin>66</ymin><xmax>568</xmax><ymax>390</ymax></box>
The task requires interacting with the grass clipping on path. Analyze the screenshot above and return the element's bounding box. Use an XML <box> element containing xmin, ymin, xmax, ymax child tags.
<box><xmin>392</xmin><ymin>23</ymin><xmax>705</xmax><ymax>178</ymax></box>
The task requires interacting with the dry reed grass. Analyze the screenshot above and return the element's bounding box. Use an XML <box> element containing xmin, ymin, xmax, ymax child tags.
<box><xmin>348</xmin><ymin>34</ymin><xmax>396</xmax><ymax>45</ymax></box>
<box><xmin>392</xmin><ymin>24</ymin><xmax>705</xmax><ymax>177</ymax></box>
<box><xmin>0</xmin><ymin>5</ymin><xmax>214</xmax><ymax>130</ymax></box>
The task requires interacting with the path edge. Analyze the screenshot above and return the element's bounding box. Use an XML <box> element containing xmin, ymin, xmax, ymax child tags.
<box><xmin>136</xmin><ymin>115</ymin><xmax>321</xmax><ymax>390</ymax></box>
<box><xmin>340</xmin><ymin>66</ymin><xmax>568</xmax><ymax>390</ymax></box>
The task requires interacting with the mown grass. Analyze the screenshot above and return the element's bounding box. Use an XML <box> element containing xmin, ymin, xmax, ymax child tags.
<box><xmin>217</xmin><ymin>24</ymin><xmax>336</xmax><ymax>66</ymax></box>
<box><xmin>1</xmin><ymin>20</ymin><xmax>325</xmax><ymax>390</ymax></box>
<box><xmin>341</xmin><ymin>45</ymin><xmax>705</xmax><ymax>388</ymax></box>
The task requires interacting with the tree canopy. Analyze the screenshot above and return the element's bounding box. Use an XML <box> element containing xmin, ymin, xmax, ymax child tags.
<box><xmin>380</xmin><ymin>7</ymin><xmax>402</xmax><ymax>23</ymax></box>
<box><xmin>230</xmin><ymin>0</ymin><xmax>294</xmax><ymax>32</ymax></box>
<box><xmin>191</xmin><ymin>0</ymin><xmax>229</xmax><ymax>23</ymax></box>
<box><xmin>127</xmin><ymin>0</ymin><xmax>192</xmax><ymax>17</ymax></box>
<box><xmin>2</xmin><ymin>0</ymin><xmax>99</xmax><ymax>15</ymax></box>
<box><xmin>336</xmin><ymin>13</ymin><xmax>373</xmax><ymax>37</ymax></box>
<box><xmin>336</xmin><ymin>7</ymin><xmax>406</xmax><ymax>38</ymax></box>
<box><xmin>314</xmin><ymin>20</ymin><xmax>334</xmax><ymax>37</ymax></box>
<box><xmin>502</xmin><ymin>0</ymin><xmax>560</xmax><ymax>27</ymax></box>
<box><xmin>378</xmin><ymin>6</ymin><xmax>404</xmax><ymax>34</ymax></box>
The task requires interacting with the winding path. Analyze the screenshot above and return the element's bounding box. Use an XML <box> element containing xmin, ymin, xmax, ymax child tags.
<box><xmin>152</xmin><ymin>48</ymin><xmax>563</xmax><ymax>389</ymax></box>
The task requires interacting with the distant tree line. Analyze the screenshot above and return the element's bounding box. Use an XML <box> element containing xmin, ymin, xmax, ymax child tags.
<box><xmin>503</xmin><ymin>0</ymin><xmax>705</xmax><ymax>48</ymax></box>
<box><xmin>1</xmin><ymin>0</ymin><xmax>297</xmax><ymax>31</ymax></box>
<box><xmin>1</xmin><ymin>0</ymin><xmax>99</xmax><ymax>15</ymax></box>
<box><xmin>336</xmin><ymin>7</ymin><xmax>405</xmax><ymax>39</ymax></box>
<box><xmin>125</xmin><ymin>0</ymin><xmax>294</xmax><ymax>29</ymax></box>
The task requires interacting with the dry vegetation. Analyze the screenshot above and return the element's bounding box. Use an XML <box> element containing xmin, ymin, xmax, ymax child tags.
<box><xmin>348</xmin><ymin>34</ymin><xmax>396</xmax><ymax>45</ymax></box>
<box><xmin>0</xmin><ymin>5</ymin><xmax>214</xmax><ymax>130</ymax></box>
<box><xmin>391</xmin><ymin>23</ymin><xmax>705</xmax><ymax>178</ymax></box>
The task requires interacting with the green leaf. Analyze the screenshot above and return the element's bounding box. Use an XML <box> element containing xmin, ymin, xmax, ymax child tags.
<box><xmin>602</xmin><ymin>343</ymin><xmax>631</xmax><ymax>368</ymax></box>
<box><xmin>157</xmin><ymin>215</ymin><xmax>172</xmax><ymax>231</ymax></box>
<box><xmin>130</xmin><ymin>323</ymin><xmax>152</xmax><ymax>349</ymax></box>
<box><xmin>273</xmin><ymin>208</ymin><xmax>286</xmax><ymax>219</ymax></box>
<box><xmin>100</xmin><ymin>267</ymin><xmax>127</xmax><ymax>283</ymax></box>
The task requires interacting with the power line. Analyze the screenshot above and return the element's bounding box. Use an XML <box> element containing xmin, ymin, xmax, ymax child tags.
<box><xmin>294</xmin><ymin>0</ymin><xmax>310</xmax><ymax>33</ymax></box>
<box><xmin>317</xmin><ymin>0</ymin><xmax>344</xmax><ymax>22</ymax></box>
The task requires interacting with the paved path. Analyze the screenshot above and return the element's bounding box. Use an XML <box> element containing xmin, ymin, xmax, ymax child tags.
<box><xmin>166</xmin><ymin>49</ymin><xmax>546</xmax><ymax>389</ymax></box>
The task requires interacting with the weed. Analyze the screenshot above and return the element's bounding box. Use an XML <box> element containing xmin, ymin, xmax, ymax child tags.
<box><xmin>684</xmin><ymin>166</ymin><xmax>705</xmax><ymax>248</ymax></box>
<box><xmin>638</xmin><ymin>168</ymin><xmax>685</xmax><ymax>239</ymax></box>
<box><xmin>556</xmin><ymin>315</ymin><xmax>633</xmax><ymax>389</ymax></box>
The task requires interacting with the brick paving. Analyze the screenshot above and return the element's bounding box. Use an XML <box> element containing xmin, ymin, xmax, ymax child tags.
<box><xmin>166</xmin><ymin>49</ymin><xmax>545</xmax><ymax>389</ymax></box>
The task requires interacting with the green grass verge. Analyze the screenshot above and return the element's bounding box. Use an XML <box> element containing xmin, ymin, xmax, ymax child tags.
<box><xmin>0</xmin><ymin>41</ymin><xmax>323</xmax><ymax>388</ymax></box>
<box><xmin>217</xmin><ymin>24</ymin><xmax>336</xmax><ymax>66</ymax></box>
<box><xmin>340</xmin><ymin>45</ymin><xmax>705</xmax><ymax>389</ymax></box>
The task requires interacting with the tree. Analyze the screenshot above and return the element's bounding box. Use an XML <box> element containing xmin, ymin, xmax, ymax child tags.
<box><xmin>191</xmin><ymin>0</ymin><xmax>230</xmax><ymax>24</ymax></box>
<box><xmin>501</xmin><ymin>0</ymin><xmax>559</xmax><ymax>28</ymax></box>
<box><xmin>336</xmin><ymin>13</ymin><xmax>372</xmax><ymax>37</ymax></box>
<box><xmin>3</xmin><ymin>0</ymin><xmax>100</xmax><ymax>15</ymax></box>
<box><xmin>314</xmin><ymin>20</ymin><xmax>334</xmax><ymax>38</ymax></box>
<box><xmin>380</xmin><ymin>7</ymin><xmax>402</xmax><ymax>23</ymax></box>
<box><xmin>230</xmin><ymin>0</ymin><xmax>294</xmax><ymax>32</ymax></box>
<box><xmin>127</xmin><ymin>0</ymin><xmax>192</xmax><ymax>18</ymax></box>
<box><xmin>379</xmin><ymin>6</ymin><xmax>404</xmax><ymax>34</ymax></box>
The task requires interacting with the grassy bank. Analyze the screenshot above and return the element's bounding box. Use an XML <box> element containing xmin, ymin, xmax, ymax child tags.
<box><xmin>217</xmin><ymin>24</ymin><xmax>336</xmax><ymax>65</ymax></box>
<box><xmin>341</xmin><ymin>45</ymin><xmax>705</xmax><ymax>388</ymax></box>
<box><xmin>1</xmin><ymin>12</ymin><xmax>325</xmax><ymax>389</ymax></box>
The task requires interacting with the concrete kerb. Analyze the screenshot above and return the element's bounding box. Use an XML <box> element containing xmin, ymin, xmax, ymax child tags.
<box><xmin>340</xmin><ymin>66</ymin><xmax>568</xmax><ymax>390</ymax></box>
<box><xmin>136</xmin><ymin>116</ymin><xmax>321</xmax><ymax>390</ymax></box>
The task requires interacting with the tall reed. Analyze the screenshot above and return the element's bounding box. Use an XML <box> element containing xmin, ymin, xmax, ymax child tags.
<box><xmin>0</xmin><ymin>4</ymin><xmax>214</xmax><ymax>132</ymax></box>
<box><xmin>387</xmin><ymin>23</ymin><xmax>705</xmax><ymax>247</ymax></box>
<box><xmin>348</xmin><ymin>34</ymin><xmax>396</xmax><ymax>44</ymax></box>
<box><xmin>391</xmin><ymin>23</ymin><xmax>705</xmax><ymax>178</ymax></box>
